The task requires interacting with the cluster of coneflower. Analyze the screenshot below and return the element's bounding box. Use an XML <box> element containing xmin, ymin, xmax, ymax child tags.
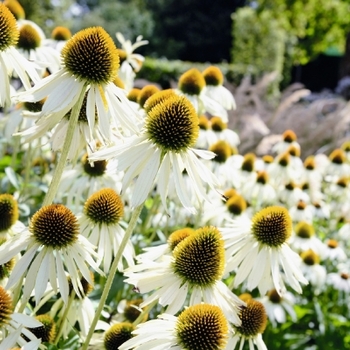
<box><xmin>0</xmin><ymin>1</ymin><xmax>350</xmax><ymax>350</ymax></box>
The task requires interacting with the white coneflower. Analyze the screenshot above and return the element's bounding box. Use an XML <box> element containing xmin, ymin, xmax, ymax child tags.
<box><xmin>16</xmin><ymin>91</ymin><xmax>117</xmax><ymax>160</ymax></box>
<box><xmin>228</xmin><ymin>298</ymin><xmax>268</xmax><ymax>350</ymax></box>
<box><xmin>25</xmin><ymin>314</ymin><xmax>56</xmax><ymax>344</ymax></box>
<box><xmin>136</xmin><ymin>227</ymin><xmax>195</xmax><ymax>263</ymax></box>
<box><xmin>79</xmin><ymin>188</ymin><xmax>134</xmax><ymax>273</ymax></box>
<box><xmin>195</xmin><ymin>115</ymin><xmax>212</xmax><ymax>149</ymax></box>
<box><xmin>209</xmin><ymin>116</ymin><xmax>240</xmax><ymax>149</ymax></box>
<box><xmin>16</xmin><ymin>19</ymin><xmax>61</xmax><ymax>75</ymax></box>
<box><xmin>278</xmin><ymin>181</ymin><xmax>309</xmax><ymax>208</ymax></box>
<box><xmin>177</xmin><ymin>68</ymin><xmax>228</xmax><ymax>121</ymax></box>
<box><xmin>327</xmin><ymin>269</ymin><xmax>350</xmax><ymax>293</ymax></box>
<box><xmin>300</xmin><ymin>249</ymin><xmax>326</xmax><ymax>295</ymax></box>
<box><xmin>0</xmin><ymin>193</ymin><xmax>25</xmax><ymax>238</ymax></box>
<box><xmin>272</xmin><ymin>129</ymin><xmax>300</xmax><ymax>155</ymax></box>
<box><xmin>115</xmin><ymin>32</ymin><xmax>148</xmax><ymax>92</ymax></box>
<box><xmin>15</xmin><ymin>26</ymin><xmax>141</xmax><ymax>141</ymax></box>
<box><xmin>288</xmin><ymin>200</ymin><xmax>314</xmax><ymax>223</ymax></box>
<box><xmin>223</xmin><ymin>152</ymin><xmax>256</xmax><ymax>190</ymax></box>
<box><xmin>58</xmin><ymin>153</ymin><xmax>122</xmax><ymax>211</ymax></box>
<box><xmin>119</xmin><ymin>303</ymin><xmax>230</xmax><ymax>350</ymax></box>
<box><xmin>258</xmin><ymin>288</ymin><xmax>296</xmax><ymax>327</ymax></box>
<box><xmin>202</xmin><ymin>65</ymin><xmax>236</xmax><ymax>111</ymax></box>
<box><xmin>325</xmin><ymin>148</ymin><xmax>350</xmax><ymax>181</ymax></box>
<box><xmin>0</xmin><ymin>204</ymin><xmax>102</xmax><ymax>304</ymax></box>
<box><xmin>115</xmin><ymin>298</ymin><xmax>148</xmax><ymax>324</ymax></box>
<box><xmin>311</xmin><ymin>201</ymin><xmax>330</xmax><ymax>220</ymax></box>
<box><xmin>89</xmin><ymin>94</ymin><xmax>220</xmax><ymax>214</ymax></box>
<box><xmin>323</xmin><ymin>239</ymin><xmax>347</xmax><ymax>262</ymax></box>
<box><xmin>289</xmin><ymin>221</ymin><xmax>326</xmax><ymax>257</ymax></box>
<box><xmin>222</xmin><ymin>206</ymin><xmax>308</xmax><ymax>296</ymax></box>
<box><xmin>241</xmin><ymin>170</ymin><xmax>277</xmax><ymax>209</ymax></box>
<box><xmin>0</xmin><ymin>286</ymin><xmax>41</xmax><ymax>349</ymax></box>
<box><xmin>44</xmin><ymin>26</ymin><xmax>72</xmax><ymax>53</ymax></box>
<box><xmin>267</xmin><ymin>151</ymin><xmax>298</xmax><ymax>187</ymax></box>
<box><xmin>104</xmin><ymin>322</ymin><xmax>135</xmax><ymax>350</ymax></box>
<box><xmin>0</xmin><ymin>3</ymin><xmax>39</xmax><ymax>108</ymax></box>
<box><xmin>124</xmin><ymin>226</ymin><xmax>244</xmax><ymax>325</ymax></box>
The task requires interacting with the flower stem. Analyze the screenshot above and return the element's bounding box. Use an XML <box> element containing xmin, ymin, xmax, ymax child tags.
<box><xmin>81</xmin><ymin>203</ymin><xmax>144</xmax><ymax>350</ymax></box>
<box><xmin>54</xmin><ymin>290</ymin><xmax>76</xmax><ymax>345</ymax></box>
<box><xmin>132</xmin><ymin>299</ymin><xmax>158</xmax><ymax>327</ymax></box>
<box><xmin>42</xmin><ymin>87</ymin><xmax>86</xmax><ymax>206</ymax></box>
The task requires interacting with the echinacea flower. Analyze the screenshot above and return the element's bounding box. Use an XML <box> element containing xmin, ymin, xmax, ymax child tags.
<box><xmin>89</xmin><ymin>94</ymin><xmax>220</xmax><ymax>213</ymax></box>
<box><xmin>16</xmin><ymin>19</ymin><xmax>61</xmax><ymax>75</ymax></box>
<box><xmin>258</xmin><ymin>288</ymin><xmax>296</xmax><ymax>327</ymax></box>
<box><xmin>209</xmin><ymin>116</ymin><xmax>240</xmax><ymax>149</ymax></box>
<box><xmin>202</xmin><ymin>65</ymin><xmax>236</xmax><ymax>111</ymax></box>
<box><xmin>119</xmin><ymin>304</ymin><xmax>230</xmax><ymax>350</ymax></box>
<box><xmin>26</xmin><ymin>314</ymin><xmax>56</xmax><ymax>343</ymax></box>
<box><xmin>115</xmin><ymin>32</ymin><xmax>148</xmax><ymax>92</ymax></box>
<box><xmin>272</xmin><ymin>129</ymin><xmax>300</xmax><ymax>155</ymax></box>
<box><xmin>228</xmin><ymin>298</ymin><xmax>268</xmax><ymax>350</ymax></box>
<box><xmin>104</xmin><ymin>322</ymin><xmax>135</xmax><ymax>350</ymax></box>
<box><xmin>222</xmin><ymin>206</ymin><xmax>308</xmax><ymax>296</ymax></box>
<box><xmin>124</xmin><ymin>226</ymin><xmax>244</xmax><ymax>325</ymax></box>
<box><xmin>300</xmin><ymin>249</ymin><xmax>326</xmax><ymax>295</ymax></box>
<box><xmin>15</xmin><ymin>26</ymin><xmax>141</xmax><ymax>143</ymax></box>
<box><xmin>0</xmin><ymin>193</ymin><xmax>24</xmax><ymax>238</ymax></box>
<box><xmin>177</xmin><ymin>68</ymin><xmax>228</xmax><ymax>121</ymax></box>
<box><xmin>289</xmin><ymin>221</ymin><xmax>325</xmax><ymax>256</ymax></box>
<box><xmin>79</xmin><ymin>188</ymin><xmax>134</xmax><ymax>273</ymax></box>
<box><xmin>0</xmin><ymin>3</ymin><xmax>39</xmax><ymax>108</ymax></box>
<box><xmin>0</xmin><ymin>204</ymin><xmax>102</xmax><ymax>305</ymax></box>
<box><xmin>0</xmin><ymin>286</ymin><xmax>41</xmax><ymax>349</ymax></box>
<box><xmin>58</xmin><ymin>153</ymin><xmax>122</xmax><ymax>211</ymax></box>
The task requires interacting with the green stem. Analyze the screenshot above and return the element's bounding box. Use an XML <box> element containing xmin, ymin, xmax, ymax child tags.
<box><xmin>42</xmin><ymin>87</ymin><xmax>86</xmax><ymax>206</ymax></box>
<box><xmin>81</xmin><ymin>203</ymin><xmax>144</xmax><ymax>350</ymax></box>
<box><xmin>54</xmin><ymin>290</ymin><xmax>76</xmax><ymax>345</ymax></box>
<box><xmin>132</xmin><ymin>299</ymin><xmax>158</xmax><ymax>327</ymax></box>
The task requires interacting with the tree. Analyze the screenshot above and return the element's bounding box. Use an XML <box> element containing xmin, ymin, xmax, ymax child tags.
<box><xmin>250</xmin><ymin>0</ymin><xmax>350</xmax><ymax>65</ymax></box>
<box><xmin>144</xmin><ymin>0</ymin><xmax>246</xmax><ymax>62</ymax></box>
<box><xmin>71</xmin><ymin>0</ymin><xmax>154</xmax><ymax>46</ymax></box>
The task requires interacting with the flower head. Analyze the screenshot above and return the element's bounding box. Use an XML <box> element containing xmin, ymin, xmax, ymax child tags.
<box><xmin>119</xmin><ymin>304</ymin><xmax>229</xmax><ymax>350</ymax></box>
<box><xmin>229</xmin><ymin>299</ymin><xmax>267</xmax><ymax>350</ymax></box>
<box><xmin>124</xmin><ymin>226</ymin><xmax>243</xmax><ymax>324</ymax></box>
<box><xmin>51</xmin><ymin>26</ymin><xmax>71</xmax><ymax>41</ymax></box>
<box><xmin>0</xmin><ymin>286</ymin><xmax>41</xmax><ymax>348</ymax></box>
<box><xmin>89</xmin><ymin>94</ymin><xmax>220</xmax><ymax>213</ymax></box>
<box><xmin>63</xmin><ymin>27</ymin><xmax>119</xmax><ymax>85</ymax></box>
<box><xmin>27</xmin><ymin>314</ymin><xmax>56</xmax><ymax>343</ymax></box>
<box><xmin>172</xmin><ymin>226</ymin><xmax>225</xmax><ymax>287</ymax></box>
<box><xmin>0</xmin><ymin>3</ymin><xmax>18</xmax><ymax>50</ymax></box>
<box><xmin>176</xmin><ymin>304</ymin><xmax>229</xmax><ymax>350</ymax></box>
<box><xmin>222</xmin><ymin>206</ymin><xmax>308</xmax><ymax>295</ymax></box>
<box><xmin>0</xmin><ymin>204</ymin><xmax>102</xmax><ymax>304</ymax></box>
<box><xmin>0</xmin><ymin>194</ymin><xmax>19</xmax><ymax>233</ymax></box>
<box><xmin>104</xmin><ymin>322</ymin><xmax>135</xmax><ymax>350</ymax></box>
<box><xmin>80</xmin><ymin>188</ymin><xmax>134</xmax><ymax>273</ymax></box>
<box><xmin>251</xmin><ymin>206</ymin><xmax>292</xmax><ymax>248</ymax></box>
<box><xmin>146</xmin><ymin>95</ymin><xmax>199</xmax><ymax>152</ymax></box>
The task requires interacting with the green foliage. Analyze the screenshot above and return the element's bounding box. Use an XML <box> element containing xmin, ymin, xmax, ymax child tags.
<box><xmin>71</xmin><ymin>0</ymin><xmax>154</xmax><ymax>44</ymax></box>
<box><xmin>252</xmin><ymin>0</ymin><xmax>350</xmax><ymax>65</ymax></box>
<box><xmin>231</xmin><ymin>7</ymin><xmax>286</xmax><ymax>93</ymax></box>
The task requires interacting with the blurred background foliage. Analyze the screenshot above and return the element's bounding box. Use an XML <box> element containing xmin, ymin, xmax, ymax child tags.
<box><xmin>13</xmin><ymin>0</ymin><xmax>350</xmax><ymax>87</ymax></box>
